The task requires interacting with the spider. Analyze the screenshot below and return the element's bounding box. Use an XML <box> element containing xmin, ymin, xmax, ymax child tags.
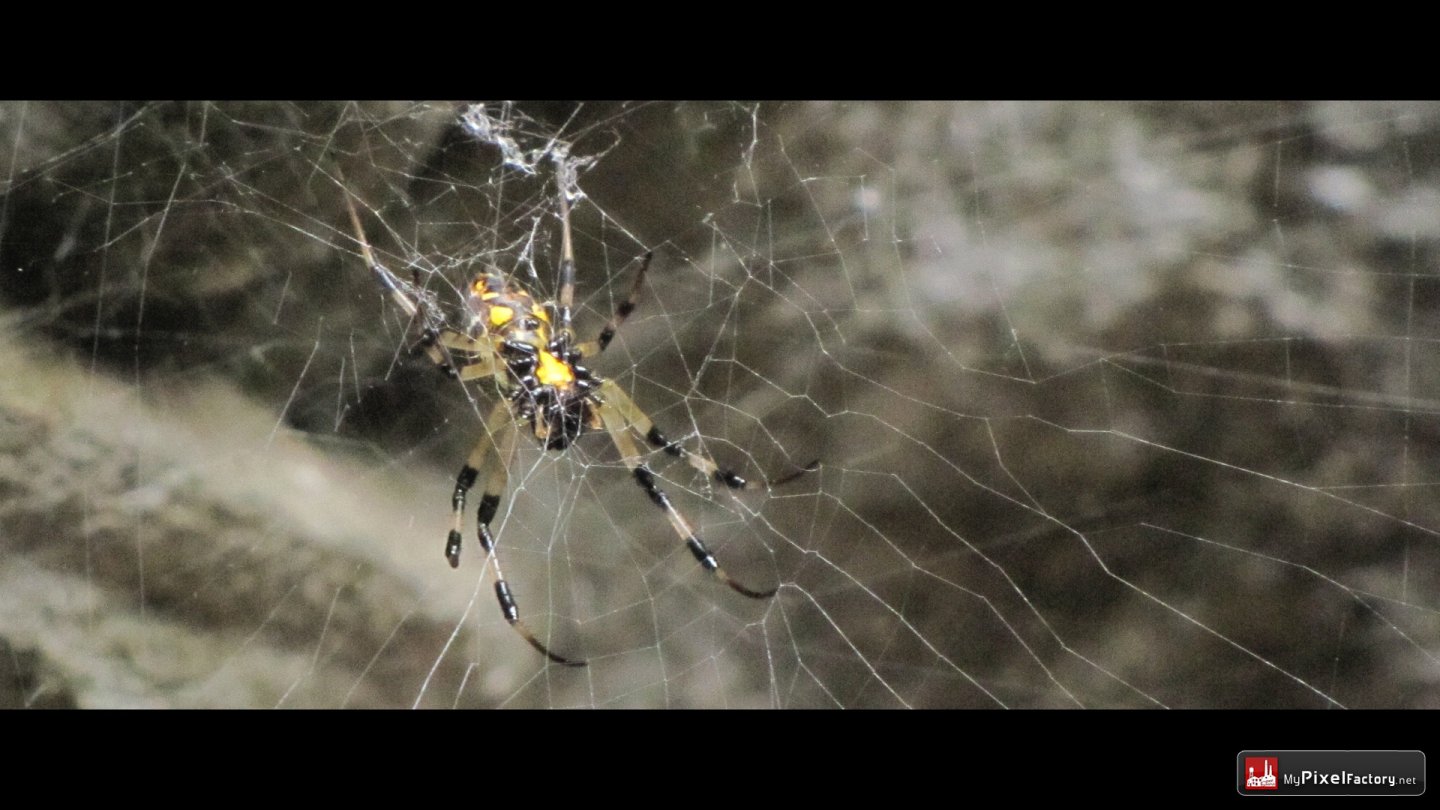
<box><xmin>342</xmin><ymin>183</ymin><xmax>816</xmax><ymax>667</ymax></box>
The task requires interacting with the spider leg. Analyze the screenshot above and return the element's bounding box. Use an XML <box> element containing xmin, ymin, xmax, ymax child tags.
<box><xmin>443</xmin><ymin>334</ymin><xmax>503</xmax><ymax>383</ymax></box>
<box><xmin>571</xmin><ymin>248</ymin><xmax>817</xmax><ymax>485</ymax></box>
<box><xmin>343</xmin><ymin>186</ymin><xmax>473</xmax><ymax>376</ymax></box>
<box><xmin>452</xmin><ymin>400</ymin><xmax>584</xmax><ymax>667</ymax></box>
<box><xmin>436</xmin><ymin>332</ymin><xmax>487</xmax><ymax>355</ymax></box>
<box><xmin>448</xmin><ymin>400</ymin><xmax>511</xmax><ymax>568</ymax></box>
<box><xmin>549</xmin><ymin>181</ymin><xmax>654</xmax><ymax>356</ymax></box>
<box><xmin>574</xmin><ymin>251</ymin><xmax>653</xmax><ymax>358</ymax></box>
<box><xmin>455</xmin><ymin>353</ymin><xmax>500</xmax><ymax>382</ymax></box>
<box><xmin>598</xmin><ymin>380</ymin><xmax>818</xmax><ymax>491</ymax></box>
<box><xmin>554</xmin><ymin>189</ymin><xmax>577</xmax><ymax>338</ymax></box>
<box><xmin>595</xmin><ymin>388</ymin><xmax>778</xmax><ymax>600</ymax></box>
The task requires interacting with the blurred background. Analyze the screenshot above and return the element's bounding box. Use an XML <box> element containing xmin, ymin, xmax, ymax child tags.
<box><xmin>2</xmin><ymin>101</ymin><xmax>1438</xmax><ymax>708</ymax></box>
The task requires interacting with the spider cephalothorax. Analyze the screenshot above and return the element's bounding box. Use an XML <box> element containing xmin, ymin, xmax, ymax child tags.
<box><xmin>344</xmin><ymin>184</ymin><xmax>816</xmax><ymax>667</ymax></box>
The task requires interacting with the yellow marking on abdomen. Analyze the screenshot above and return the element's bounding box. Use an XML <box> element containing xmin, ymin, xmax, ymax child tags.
<box><xmin>535</xmin><ymin>350</ymin><xmax>576</xmax><ymax>387</ymax></box>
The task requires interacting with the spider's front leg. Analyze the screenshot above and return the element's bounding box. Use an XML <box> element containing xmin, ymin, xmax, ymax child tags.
<box><xmin>572</xmin><ymin>250</ymin><xmax>652</xmax><ymax>359</ymax></box>
<box><xmin>563</xmin><ymin>242</ymin><xmax>814</xmax><ymax>487</ymax></box>
<box><xmin>567</xmin><ymin>244</ymin><xmax>809</xmax><ymax>497</ymax></box>
<box><xmin>343</xmin><ymin>185</ymin><xmax>478</xmax><ymax>377</ymax></box>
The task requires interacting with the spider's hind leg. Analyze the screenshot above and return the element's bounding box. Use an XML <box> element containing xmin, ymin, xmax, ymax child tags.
<box><xmin>595</xmin><ymin>382</ymin><xmax>783</xmax><ymax>600</ymax></box>
<box><xmin>599</xmin><ymin>380</ymin><xmax>818</xmax><ymax>492</ymax></box>
<box><xmin>450</xmin><ymin>400</ymin><xmax>584</xmax><ymax>667</ymax></box>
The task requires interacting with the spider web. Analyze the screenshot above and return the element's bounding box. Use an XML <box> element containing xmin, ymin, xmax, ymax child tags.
<box><xmin>3</xmin><ymin>100</ymin><xmax>1440</xmax><ymax>709</ymax></box>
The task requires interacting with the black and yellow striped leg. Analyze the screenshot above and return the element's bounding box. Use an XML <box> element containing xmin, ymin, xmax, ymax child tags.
<box><xmin>447</xmin><ymin>400</ymin><xmax>515</xmax><ymax>568</ymax></box>
<box><xmin>450</xmin><ymin>401</ymin><xmax>584</xmax><ymax>666</ymax></box>
<box><xmin>595</xmin><ymin>251</ymin><xmax>651</xmax><ymax>352</ymax></box>
<box><xmin>575</xmin><ymin>251</ymin><xmax>653</xmax><ymax>358</ymax></box>
<box><xmin>554</xmin><ymin>188</ymin><xmax>654</xmax><ymax>358</ymax></box>
<box><xmin>427</xmin><ymin>329</ymin><xmax>501</xmax><ymax>384</ymax></box>
<box><xmin>597</xmin><ymin>397</ymin><xmax>778</xmax><ymax>600</ymax></box>
<box><xmin>407</xmin><ymin>331</ymin><xmax>499</xmax><ymax>381</ymax></box>
<box><xmin>485</xmin><ymin>540</ymin><xmax>586</xmax><ymax>667</ymax></box>
<box><xmin>597</xmin><ymin>380</ymin><xmax>818</xmax><ymax>492</ymax></box>
<box><xmin>343</xmin><ymin>185</ymin><xmax>471</xmax><ymax>376</ymax></box>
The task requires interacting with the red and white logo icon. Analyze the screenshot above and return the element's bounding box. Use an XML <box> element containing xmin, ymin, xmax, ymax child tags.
<box><xmin>1245</xmin><ymin>757</ymin><xmax>1279</xmax><ymax>790</ymax></box>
